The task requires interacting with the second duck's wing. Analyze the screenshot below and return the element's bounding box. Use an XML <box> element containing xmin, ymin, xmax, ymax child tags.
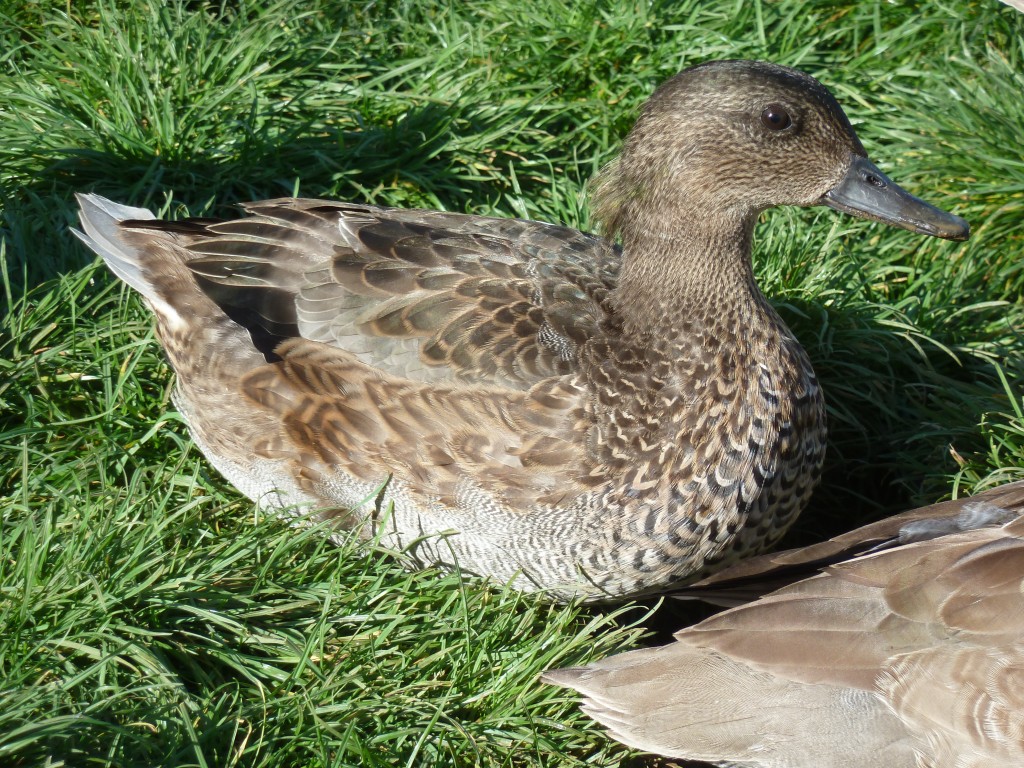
<box><xmin>152</xmin><ymin>199</ymin><xmax>620</xmax><ymax>389</ymax></box>
<box><xmin>544</xmin><ymin>506</ymin><xmax>1024</xmax><ymax>767</ymax></box>
<box><xmin>678</xmin><ymin>514</ymin><xmax>1024</xmax><ymax>765</ymax></box>
<box><xmin>681</xmin><ymin>479</ymin><xmax>1024</xmax><ymax>605</ymax></box>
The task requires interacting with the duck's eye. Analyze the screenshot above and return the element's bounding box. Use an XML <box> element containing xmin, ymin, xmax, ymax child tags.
<box><xmin>760</xmin><ymin>105</ymin><xmax>792</xmax><ymax>131</ymax></box>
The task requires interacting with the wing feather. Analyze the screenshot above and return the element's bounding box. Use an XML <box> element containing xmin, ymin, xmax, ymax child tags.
<box><xmin>173</xmin><ymin>199</ymin><xmax>618</xmax><ymax>388</ymax></box>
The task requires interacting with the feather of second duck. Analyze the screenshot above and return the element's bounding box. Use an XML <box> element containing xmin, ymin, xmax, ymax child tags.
<box><xmin>543</xmin><ymin>481</ymin><xmax>1024</xmax><ymax>767</ymax></box>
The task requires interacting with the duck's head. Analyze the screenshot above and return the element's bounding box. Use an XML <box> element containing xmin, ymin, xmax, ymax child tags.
<box><xmin>593</xmin><ymin>60</ymin><xmax>969</xmax><ymax>243</ymax></box>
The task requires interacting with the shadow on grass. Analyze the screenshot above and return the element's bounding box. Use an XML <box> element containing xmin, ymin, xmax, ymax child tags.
<box><xmin>2</xmin><ymin>96</ymin><xmax>554</xmax><ymax>290</ymax></box>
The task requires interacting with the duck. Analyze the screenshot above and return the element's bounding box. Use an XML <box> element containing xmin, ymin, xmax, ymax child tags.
<box><xmin>542</xmin><ymin>479</ymin><xmax>1024</xmax><ymax>767</ymax></box>
<box><xmin>73</xmin><ymin>60</ymin><xmax>969</xmax><ymax>601</ymax></box>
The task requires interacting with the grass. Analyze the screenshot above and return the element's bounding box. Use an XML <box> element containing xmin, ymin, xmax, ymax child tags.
<box><xmin>1</xmin><ymin>0</ymin><xmax>1022</xmax><ymax>765</ymax></box>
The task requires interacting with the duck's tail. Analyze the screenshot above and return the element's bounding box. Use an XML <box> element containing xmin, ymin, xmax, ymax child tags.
<box><xmin>73</xmin><ymin>193</ymin><xmax>164</xmax><ymax>299</ymax></box>
<box><xmin>72</xmin><ymin>193</ymin><xmax>222</xmax><ymax>337</ymax></box>
<box><xmin>72</xmin><ymin>192</ymin><xmax>270</xmax><ymax>379</ymax></box>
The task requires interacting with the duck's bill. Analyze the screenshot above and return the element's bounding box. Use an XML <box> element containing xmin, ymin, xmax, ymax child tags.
<box><xmin>820</xmin><ymin>155</ymin><xmax>970</xmax><ymax>241</ymax></box>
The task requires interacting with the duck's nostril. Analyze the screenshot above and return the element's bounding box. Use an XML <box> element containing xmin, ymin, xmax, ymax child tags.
<box><xmin>865</xmin><ymin>173</ymin><xmax>886</xmax><ymax>188</ymax></box>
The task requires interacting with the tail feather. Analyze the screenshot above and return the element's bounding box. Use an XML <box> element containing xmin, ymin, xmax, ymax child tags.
<box><xmin>72</xmin><ymin>192</ymin><xmax>276</xmax><ymax>373</ymax></box>
<box><xmin>72</xmin><ymin>193</ymin><xmax>159</xmax><ymax>300</ymax></box>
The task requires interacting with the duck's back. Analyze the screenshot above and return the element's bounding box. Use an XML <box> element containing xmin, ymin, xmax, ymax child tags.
<box><xmin>161</xmin><ymin>198</ymin><xmax>622</xmax><ymax>388</ymax></box>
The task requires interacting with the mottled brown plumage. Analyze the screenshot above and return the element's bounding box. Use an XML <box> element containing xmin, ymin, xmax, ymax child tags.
<box><xmin>543</xmin><ymin>480</ymin><xmax>1024</xmax><ymax>767</ymax></box>
<box><xmin>73</xmin><ymin>60</ymin><xmax>968</xmax><ymax>601</ymax></box>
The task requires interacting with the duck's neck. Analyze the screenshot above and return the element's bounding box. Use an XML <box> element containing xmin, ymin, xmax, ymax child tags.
<box><xmin>610</xmin><ymin>213</ymin><xmax>770</xmax><ymax>336</ymax></box>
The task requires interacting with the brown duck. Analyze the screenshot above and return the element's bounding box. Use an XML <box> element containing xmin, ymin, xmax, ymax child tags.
<box><xmin>543</xmin><ymin>479</ymin><xmax>1024</xmax><ymax>766</ymax></box>
<box><xmin>74</xmin><ymin>60</ymin><xmax>968</xmax><ymax>601</ymax></box>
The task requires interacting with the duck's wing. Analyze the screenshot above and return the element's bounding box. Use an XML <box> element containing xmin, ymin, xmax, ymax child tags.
<box><xmin>78</xmin><ymin>194</ymin><xmax>600</xmax><ymax>514</ymax></box>
<box><xmin>240</xmin><ymin>337</ymin><xmax>590</xmax><ymax>509</ymax></box>
<box><xmin>680</xmin><ymin>479</ymin><xmax>1024</xmax><ymax>605</ymax></box>
<box><xmin>542</xmin><ymin>549</ymin><xmax>925</xmax><ymax>766</ymax></box>
<box><xmin>158</xmin><ymin>198</ymin><xmax>620</xmax><ymax>388</ymax></box>
<box><xmin>678</xmin><ymin>513</ymin><xmax>1024</xmax><ymax>686</ymax></box>
<box><xmin>875</xmin><ymin>516</ymin><xmax>1024</xmax><ymax>768</ymax></box>
<box><xmin>544</xmin><ymin>511</ymin><xmax>1024</xmax><ymax>767</ymax></box>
